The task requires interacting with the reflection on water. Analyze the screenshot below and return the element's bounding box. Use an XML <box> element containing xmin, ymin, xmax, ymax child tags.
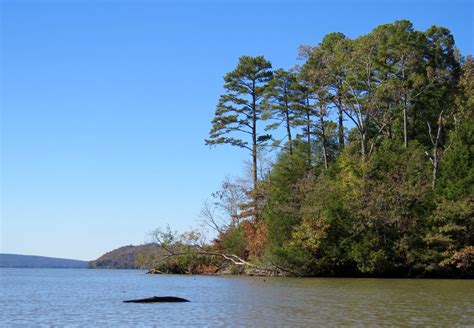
<box><xmin>1</xmin><ymin>269</ymin><xmax>473</xmax><ymax>326</ymax></box>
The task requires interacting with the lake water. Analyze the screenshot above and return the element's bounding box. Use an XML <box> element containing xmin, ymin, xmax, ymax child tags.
<box><xmin>1</xmin><ymin>269</ymin><xmax>473</xmax><ymax>326</ymax></box>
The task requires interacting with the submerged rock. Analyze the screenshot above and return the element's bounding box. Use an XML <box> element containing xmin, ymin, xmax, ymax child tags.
<box><xmin>123</xmin><ymin>296</ymin><xmax>189</xmax><ymax>303</ymax></box>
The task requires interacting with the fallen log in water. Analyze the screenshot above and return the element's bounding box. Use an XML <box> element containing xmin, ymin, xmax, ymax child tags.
<box><xmin>123</xmin><ymin>296</ymin><xmax>189</xmax><ymax>303</ymax></box>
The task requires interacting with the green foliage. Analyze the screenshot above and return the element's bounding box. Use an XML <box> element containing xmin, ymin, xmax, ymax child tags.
<box><xmin>344</xmin><ymin>142</ymin><xmax>433</xmax><ymax>275</ymax></box>
<box><xmin>424</xmin><ymin>115</ymin><xmax>474</xmax><ymax>276</ymax></box>
<box><xmin>205</xmin><ymin>55</ymin><xmax>273</xmax><ymax>151</ymax></box>
<box><xmin>201</xmin><ymin>20</ymin><xmax>472</xmax><ymax>278</ymax></box>
<box><xmin>264</xmin><ymin>142</ymin><xmax>313</xmax><ymax>249</ymax></box>
<box><xmin>291</xmin><ymin>175</ymin><xmax>352</xmax><ymax>275</ymax></box>
<box><xmin>348</xmin><ymin>236</ymin><xmax>389</xmax><ymax>274</ymax></box>
<box><xmin>437</xmin><ymin>119</ymin><xmax>474</xmax><ymax>199</ymax></box>
<box><xmin>219</xmin><ymin>225</ymin><xmax>248</xmax><ymax>259</ymax></box>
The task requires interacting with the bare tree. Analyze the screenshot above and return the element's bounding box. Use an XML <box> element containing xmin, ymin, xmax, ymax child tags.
<box><xmin>426</xmin><ymin>110</ymin><xmax>451</xmax><ymax>188</ymax></box>
<box><xmin>200</xmin><ymin>200</ymin><xmax>226</xmax><ymax>234</ymax></box>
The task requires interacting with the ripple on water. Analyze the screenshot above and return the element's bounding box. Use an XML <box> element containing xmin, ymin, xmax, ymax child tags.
<box><xmin>1</xmin><ymin>269</ymin><xmax>473</xmax><ymax>326</ymax></box>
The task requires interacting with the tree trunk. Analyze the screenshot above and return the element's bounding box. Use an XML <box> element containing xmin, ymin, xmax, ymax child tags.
<box><xmin>285</xmin><ymin>101</ymin><xmax>293</xmax><ymax>155</ymax></box>
<box><xmin>432</xmin><ymin>154</ymin><xmax>438</xmax><ymax>189</ymax></box>
<box><xmin>426</xmin><ymin>111</ymin><xmax>444</xmax><ymax>189</ymax></box>
<box><xmin>251</xmin><ymin>81</ymin><xmax>260</xmax><ymax>222</ymax></box>
<box><xmin>337</xmin><ymin>94</ymin><xmax>344</xmax><ymax>151</ymax></box>
<box><xmin>361</xmin><ymin>131</ymin><xmax>367</xmax><ymax>159</ymax></box>
<box><xmin>402</xmin><ymin>60</ymin><xmax>408</xmax><ymax>148</ymax></box>
<box><xmin>306</xmin><ymin>110</ymin><xmax>311</xmax><ymax>166</ymax></box>
<box><xmin>252</xmin><ymin>86</ymin><xmax>258</xmax><ymax>192</ymax></box>
<box><xmin>319</xmin><ymin>108</ymin><xmax>328</xmax><ymax>170</ymax></box>
<box><xmin>403</xmin><ymin>102</ymin><xmax>408</xmax><ymax>148</ymax></box>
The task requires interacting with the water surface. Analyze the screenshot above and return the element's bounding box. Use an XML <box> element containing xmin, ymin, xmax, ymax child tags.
<box><xmin>1</xmin><ymin>269</ymin><xmax>473</xmax><ymax>326</ymax></box>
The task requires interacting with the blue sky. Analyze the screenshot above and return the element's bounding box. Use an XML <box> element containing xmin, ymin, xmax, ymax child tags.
<box><xmin>1</xmin><ymin>0</ymin><xmax>472</xmax><ymax>260</ymax></box>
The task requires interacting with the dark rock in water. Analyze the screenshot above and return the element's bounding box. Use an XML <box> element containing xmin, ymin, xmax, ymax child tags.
<box><xmin>123</xmin><ymin>296</ymin><xmax>189</xmax><ymax>303</ymax></box>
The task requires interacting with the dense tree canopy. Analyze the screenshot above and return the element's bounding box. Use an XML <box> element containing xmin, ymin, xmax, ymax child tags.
<box><xmin>190</xmin><ymin>20</ymin><xmax>473</xmax><ymax>277</ymax></box>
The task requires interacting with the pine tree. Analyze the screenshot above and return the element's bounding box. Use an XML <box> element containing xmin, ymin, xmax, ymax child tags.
<box><xmin>263</xmin><ymin>68</ymin><xmax>300</xmax><ymax>155</ymax></box>
<box><xmin>206</xmin><ymin>56</ymin><xmax>273</xmax><ymax>192</ymax></box>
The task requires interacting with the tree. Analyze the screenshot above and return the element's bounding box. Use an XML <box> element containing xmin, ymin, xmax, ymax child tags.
<box><xmin>197</xmin><ymin>20</ymin><xmax>472</xmax><ymax>278</ymax></box>
<box><xmin>263</xmin><ymin>142</ymin><xmax>313</xmax><ymax>251</ymax></box>
<box><xmin>299</xmin><ymin>34</ymin><xmax>348</xmax><ymax>167</ymax></box>
<box><xmin>336</xmin><ymin>34</ymin><xmax>378</xmax><ymax>159</ymax></box>
<box><xmin>372</xmin><ymin>20</ymin><xmax>427</xmax><ymax>148</ymax></box>
<box><xmin>455</xmin><ymin>56</ymin><xmax>474</xmax><ymax>122</ymax></box>
<box><xmin>263</xmin><ymin>68</ymin><xmax>300</xmax><ymax>155</ymax></box>
<box><xmin>200</xmin><ymin>176</ymin><xmax>249</xmax><ymax>234</ymax></box>
<box><xmin>310</xmin><ymin>32</ymin><xmax>349</xmax><ymax>152</ymax></box>
<box><xmin>436</xmin><ymin>118</ymin><xmax>474</xmax><ymax>200</ymax></box>
<box><xmin>426</xmin><ymin>117</ymin><xmax>474</xmax><ymax>274</ymax></box>
<box><xmin>206</xmin><ymin>56</ymin><xmax>273</xmax><ymax>192</ymax></box>
<box><xmin>421</xmin><ymin>25</ymin><xmax>461</xmax><ymax>187</ymax></box>
<box><xmin>300</xmin><ymin>70</ymin><xmax>329</xmax><ymax>169</ymax></box>
<box><xmin>292</xmin><ymin>77</ymin><xmax>315</xmax><ymax>166</ymax></box>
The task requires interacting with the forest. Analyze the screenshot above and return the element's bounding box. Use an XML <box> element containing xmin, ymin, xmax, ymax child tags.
<box><xmin>141</xmin><ymin>20</ymin><xmax>473</xmax><ymax>277</ymax></box>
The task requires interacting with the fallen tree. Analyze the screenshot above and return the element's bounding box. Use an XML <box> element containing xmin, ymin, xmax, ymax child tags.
<box><xmin>137</xmin><ymin>226</ymin><xmax>292</xmax><ymax>276</ymax></box>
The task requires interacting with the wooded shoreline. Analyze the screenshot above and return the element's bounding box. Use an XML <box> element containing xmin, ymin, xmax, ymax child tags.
<box><xmin>93</xmin><ymin>20</ymin><xmax>473</xmax><ymax>279</ymax></box>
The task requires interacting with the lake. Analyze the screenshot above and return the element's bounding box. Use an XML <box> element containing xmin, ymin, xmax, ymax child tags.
<box><xmin>1</xmin><ymin>269</ymin><xmax>473</xmax><ymax>326</ymax></box>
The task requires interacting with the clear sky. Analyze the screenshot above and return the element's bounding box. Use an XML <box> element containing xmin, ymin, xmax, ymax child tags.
<box><xmin>1</xmin><ymin>0</ymin><xmax>472</xmax><ymax>261</ymax></box>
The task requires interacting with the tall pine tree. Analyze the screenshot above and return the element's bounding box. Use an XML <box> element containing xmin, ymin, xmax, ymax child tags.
<box><xmin>206</xmin><ymin>56</ymin><xmax>273</xmax><ymax>192</ymax></box>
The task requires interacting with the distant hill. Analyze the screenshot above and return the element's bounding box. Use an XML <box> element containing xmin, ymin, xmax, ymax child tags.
<box><xmin>89</xmin><ymin>243</ymin><xmax>163</xmax><ymax>269</ymax></box>
<box><xmin>0</xmin><ymin>254</ymin><xmax>88</xmax><ymax>269</ymax></box>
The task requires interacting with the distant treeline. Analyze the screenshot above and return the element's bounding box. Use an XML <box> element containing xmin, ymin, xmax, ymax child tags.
<box><xmin>145</xmin><ymin>20</ymin><xmax>473</xmax><ymax>277</ymax></box>
<box><xmin>89</xmin><ymin>244</ymin><xmax>164</xmax><ymax>269</ymax></box>
<box><xmin>0</xmin><ymin>254</ymin><xmax>88</xmax><ymax>269</ymax></box>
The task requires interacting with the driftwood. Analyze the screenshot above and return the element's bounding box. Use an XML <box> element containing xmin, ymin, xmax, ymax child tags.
<box><xmin>124</xmin><ymin>296</ymin><xmax>189</xmax><ymax>303</ymax></box>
